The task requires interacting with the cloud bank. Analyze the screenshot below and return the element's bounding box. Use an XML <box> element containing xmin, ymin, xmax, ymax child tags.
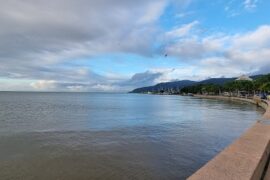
<box><xmin>0</xmin><ymin>0</ymin><xmax>269</xmax><ymax>91</ymax></box>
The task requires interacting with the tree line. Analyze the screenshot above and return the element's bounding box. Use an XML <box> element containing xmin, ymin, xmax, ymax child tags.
<box><xmin>180</xmin><ymin>74</ymin><xmax>270</xmax><ymax>96</ymax></box>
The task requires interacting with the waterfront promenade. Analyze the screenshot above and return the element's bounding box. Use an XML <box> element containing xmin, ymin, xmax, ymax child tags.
<box><xmin>188</xmin><ymin>95</ymin><xmax>270</xmax><ymax>180</ymax></box>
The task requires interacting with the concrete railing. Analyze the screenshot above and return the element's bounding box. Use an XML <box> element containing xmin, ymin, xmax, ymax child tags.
<box><xmin>188</xmin><ymin>95</ymin><xmax>270</xmax><ymax>180</ymax></box>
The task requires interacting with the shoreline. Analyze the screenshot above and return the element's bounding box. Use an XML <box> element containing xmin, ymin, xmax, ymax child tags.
<box><xmin>188</xmin><ymin>95</ymin><xmax>270</xmax><ymax>180</ymax></box>
<box><xmin>193</xmin><ymin>94</ymin><xmax>270</xmax><ymax>119</ymax></box>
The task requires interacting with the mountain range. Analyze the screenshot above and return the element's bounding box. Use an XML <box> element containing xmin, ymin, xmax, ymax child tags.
<box><xmin>130</xmin><ymin>75</ymin><xmax>262</xmax><ymax>93</ymax></box>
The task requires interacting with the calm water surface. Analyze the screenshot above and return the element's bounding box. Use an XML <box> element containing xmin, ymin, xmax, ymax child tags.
<box><xmin>0</xmin><ymin>92</ymin><xmax>264</xmax><ymax>179</ymax></box>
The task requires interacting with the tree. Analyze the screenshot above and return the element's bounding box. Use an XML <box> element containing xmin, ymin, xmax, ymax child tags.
<box><xmin>260</xmin><ymin>82</ymin><xmax>270</xmax><ymax>92</ymax></box>
<box><xmin>254</xmin><ymin>74</ymin><xmax>270</xmax><ymax>92</ymax></box>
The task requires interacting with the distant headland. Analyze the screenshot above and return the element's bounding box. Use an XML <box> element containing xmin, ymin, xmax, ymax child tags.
<box><xmin>130</xmin><ymin>74</ymin><xmax>270</xmax><ymax>99</ymax></box>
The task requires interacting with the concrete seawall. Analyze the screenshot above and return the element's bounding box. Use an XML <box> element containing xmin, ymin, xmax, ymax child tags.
<box><xmin>188</xmin><ymin>95</ymin><xmax>270</xmax><ymax>180</ymax></box>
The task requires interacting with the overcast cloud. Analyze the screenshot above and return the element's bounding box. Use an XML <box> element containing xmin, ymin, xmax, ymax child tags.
<box><xmin>0</xmin><ymin>0</ymin><xmax>269</xmax><ymax>91</ymax></box>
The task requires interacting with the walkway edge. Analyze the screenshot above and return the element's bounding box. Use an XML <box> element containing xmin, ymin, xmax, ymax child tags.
<box><xmin>188</xmin><ymin>95</ymin><xmax>270</xmax><ymax>180</ymax></box>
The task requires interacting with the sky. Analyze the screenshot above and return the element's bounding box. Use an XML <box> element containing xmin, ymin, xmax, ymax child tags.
<box><xmin>0</xmin><ymin>0</ymin><xmax>270</xmax><ymax>92</ymax></box>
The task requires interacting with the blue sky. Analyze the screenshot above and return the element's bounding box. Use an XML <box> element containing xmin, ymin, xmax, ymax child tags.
<box><xmin>0</xmin><ymin>0</ymin><xmax>270</xmax><ymax>91</ymax></box>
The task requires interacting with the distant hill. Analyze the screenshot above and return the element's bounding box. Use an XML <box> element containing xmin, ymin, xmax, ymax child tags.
<box><xmin>130</xmin><ymin>80</ymin><xmax>195</xmax><ymax>93</ymax></box>
<box><xmin>197</xmin><ymin>77</ymin><xmax>236</xmax><ymax>85</ymax></box>
<box><xmin>130</xmin><ymin>75</ymin><xmax>263</xmax><ymax>93</ymax></box>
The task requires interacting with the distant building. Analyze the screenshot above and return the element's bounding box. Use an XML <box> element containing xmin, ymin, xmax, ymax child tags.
<box><xmin>235</xmin><ymin>75</ymin><xmax>253</xmax><ymax>81</ymax></box>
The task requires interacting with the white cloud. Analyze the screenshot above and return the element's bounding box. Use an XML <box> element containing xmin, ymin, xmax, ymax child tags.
<box><xmin>165</xmin><ymin>35</ymin><xmax>225</xmax><ymax>59</ymax></box>
<box><xmin>91</xmin><ymin>84</ymin><xmax>119</xmax><ymax>92</ymax></box>
<box><xmin>166</xmin><ymin>21</ymin><xmax>199</xmax><ymax>38</ymax></box>
<box><xmin>137</xmin><ymin>1</ymin><xmax>167</xmax><ymax>24</ymax></box>
<box><xmin>164</xmin><ymin>24</ymin><xmax>270</xmax><ymax>80</ymax></box>
<box><xmin>175</xmin><ymin>11</ymin><xmax>194</xmax><ymax>19</ymax></box>
<box><xmin>0</xmin><ymin>0</ymin><xmax>170</xmax><ymax>78</ymax></box>
<box><xmin>4</xmin><ymin>23</ymin><xmax>270</xmax><ymax>91</ymax></box>
<box><xmin>166</xmin><ymin>38</ymin><xmax>206</xmax><ymax>58</ymax></box>
<box><xmin>0</xmin><ymin>0</ymin><xmax>173</xmax><ymax>91</ymax></box>
<box><xmin>30</xmin><ymin>80</ymin><xmax>57</xmax><ymax>90</ymax></box>
<box><xmin>243</xmin><ymin>0</ymin><xmax>259</xmax><ymax>10</ymax></box>
<box><xmin>224</xmin><ymin>0</ymin><xmax>259</xmax><ymax>17</ymax></box>
<box><xmin>0</xmin><ymin>0</ymin><xmax>269</xmax><ymax>91</ymax></box>
<box><xmin>154</xmin><ymin>67</ymin><xmax>198</xmax><ymax>82</ymax></box>
<box><xmin>232</xmin><ymin>25</ymin><xmax>270</xmax><ymax>49</ymax></box>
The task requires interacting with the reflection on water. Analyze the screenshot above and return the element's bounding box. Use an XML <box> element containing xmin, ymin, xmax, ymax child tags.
<box><xmin>0</xmin><ymin>92</ymin><xmax>264</xmax><ymax>179</ymax></box>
